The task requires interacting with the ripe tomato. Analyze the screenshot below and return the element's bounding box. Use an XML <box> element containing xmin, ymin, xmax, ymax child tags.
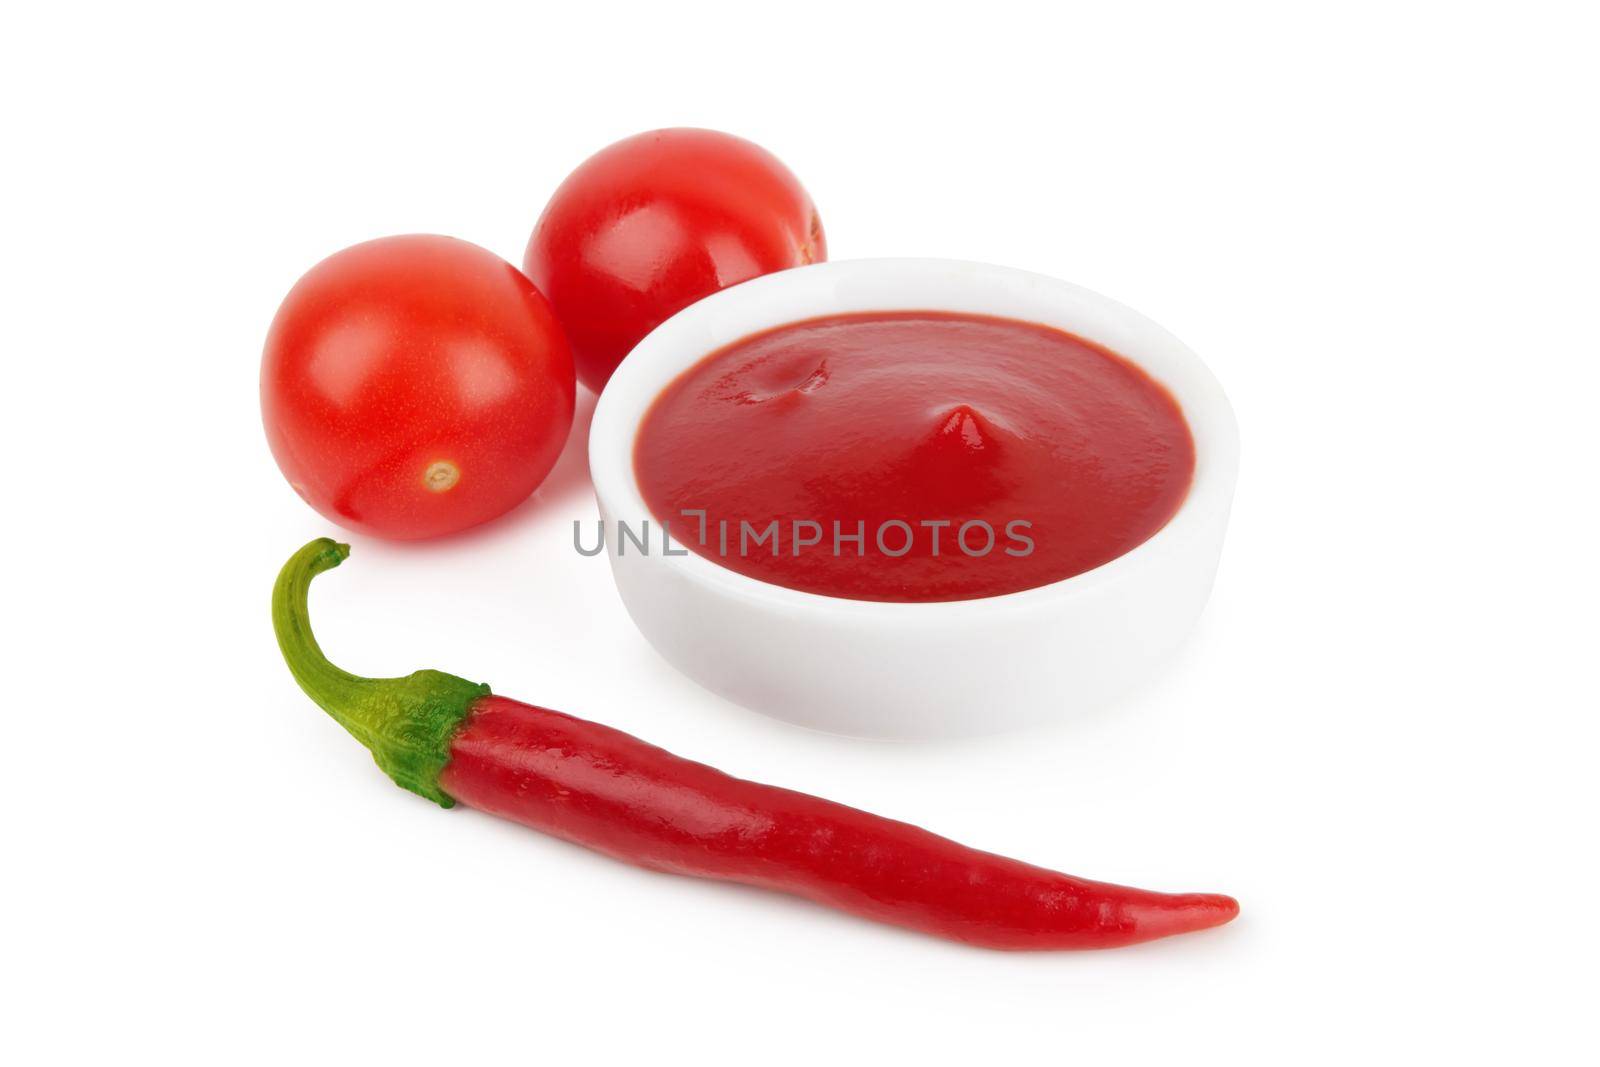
<box><xmin>523</xmin><ymin>128</ymin><xmax>825</xmax><ymax>392</ymax></box>
<box><xmin>261</xmin><ymin>235</ymin><xmax>575</xmax><ymax>541</ymax></box>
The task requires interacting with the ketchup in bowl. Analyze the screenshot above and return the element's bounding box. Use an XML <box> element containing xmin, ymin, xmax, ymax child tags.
<box><xmin>634</xmin><ymin>311</ymin><xmax>1195</xmax><ymax>603</ymax></box>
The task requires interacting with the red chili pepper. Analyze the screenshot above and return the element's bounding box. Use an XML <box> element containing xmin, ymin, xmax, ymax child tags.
<box><xmin>274</xmin><ymin>539</ymin><xmax>1238</xmax><ymax>950</ymax></box>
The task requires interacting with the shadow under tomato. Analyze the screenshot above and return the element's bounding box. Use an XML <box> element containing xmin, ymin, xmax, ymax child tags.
<box><xmin>528</xmin><ymin>384</ymin><xmax>600</xmax><ymax>510</ymax></box>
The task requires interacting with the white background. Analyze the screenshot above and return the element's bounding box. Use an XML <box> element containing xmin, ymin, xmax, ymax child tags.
<box><xmin>5</xmin><ymin>2</ymin><xmax>1596</xmax><ymax>1062</ymax></box>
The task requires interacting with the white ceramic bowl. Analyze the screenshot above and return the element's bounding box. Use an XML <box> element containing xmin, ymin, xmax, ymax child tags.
<box><xmin>589</xmin><ymin>258</ymin><xmax>1239</xmax><ymax>738</ymax></box>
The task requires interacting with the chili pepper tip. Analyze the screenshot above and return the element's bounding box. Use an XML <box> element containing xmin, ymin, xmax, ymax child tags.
<box><xmin>1136</xmin><ymin>892</ymin><xmax>1240</xmax><ymax>941</ymax></box>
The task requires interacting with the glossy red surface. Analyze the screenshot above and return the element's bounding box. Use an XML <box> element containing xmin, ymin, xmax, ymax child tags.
<box><xmin>261</xmin><ymin>235</ymin><xmax>575</xmax><ymax>540</ymax></box>
<box><xmin>440</xmin><ymin>696</ymin><xmax>1238</xmax><ymax>950</ymax></box>
<box><xmin>523</xmin><ymin>128</ymin><xmax>824</xmax><ymax>393</ymax></box>
<box><xmin>635</xmin><ymin>311</ymin><xmax>1195</xmax><ymax>601</ymax></box>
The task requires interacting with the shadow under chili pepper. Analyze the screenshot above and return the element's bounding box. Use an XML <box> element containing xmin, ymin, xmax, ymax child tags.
<box><xmin>442</xmin><ymin>793</ymin><xmax>1242</xmax><ymax>959</ymax></box>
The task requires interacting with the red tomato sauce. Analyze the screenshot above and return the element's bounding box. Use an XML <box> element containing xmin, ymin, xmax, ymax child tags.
<box><xmin>634</xmin><ymin>311</ymin><xmax>1195</xmax><ymax>602</ymax></box>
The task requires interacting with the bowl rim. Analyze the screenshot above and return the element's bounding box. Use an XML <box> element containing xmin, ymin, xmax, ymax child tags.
<box><xmin>588</xmin><ymin>257</ymin><xmax>1239</xmax><ymax>622</ymax></box>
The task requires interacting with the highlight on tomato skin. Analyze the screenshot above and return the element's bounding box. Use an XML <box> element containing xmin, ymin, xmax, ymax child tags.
<box><xmin>523</xmin><ymin>127</ymin><xmax>826</xmax><ymax>393</ymax></box>
<box><xmin>260</xmin><ymin>234</ymin><xmax>576</xmax><ymax>541</ymax></box>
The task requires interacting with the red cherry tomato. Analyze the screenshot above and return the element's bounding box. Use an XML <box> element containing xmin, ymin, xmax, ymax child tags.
<box><xmin>261</xmin><ymin>235</ymin><xmax>575</xmax><ymax>541</ymax></box>
<box><xmin>524</xmin><ymin>128</ymin><xmax>825</xmax><ymax>392</ymax></box>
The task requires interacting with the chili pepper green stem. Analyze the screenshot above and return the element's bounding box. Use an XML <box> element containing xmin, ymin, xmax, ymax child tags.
<box><xmin>271</xmin><ymin>538</ymin><xmax>489</xmax><ymax>807</ymax></box>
